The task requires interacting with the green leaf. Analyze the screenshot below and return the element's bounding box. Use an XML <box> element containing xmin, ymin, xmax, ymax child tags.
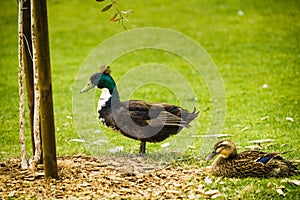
<box><xmin>101</xmin><ymin>4</ymin><xmax>113</xmax><ymax>12</ymax></box>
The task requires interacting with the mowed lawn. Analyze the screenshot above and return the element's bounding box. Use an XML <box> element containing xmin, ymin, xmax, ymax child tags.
<box><xmin>0</xmin><ymin>0</ymin><xmax>299</xmax><ymax>199</ymax></box>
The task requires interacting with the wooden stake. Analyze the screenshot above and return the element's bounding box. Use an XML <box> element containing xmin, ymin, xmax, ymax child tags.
<box><xmin>31</xmin><ymin>0</ymin><xmax>57</xmax><ymax>178</ymax></box>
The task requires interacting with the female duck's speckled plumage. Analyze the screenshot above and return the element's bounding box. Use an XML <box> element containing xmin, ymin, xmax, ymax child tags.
<box><xmin>80</xmin><ymin>66</ymin><xmax>199</xmax><ymax>154</ymax></box>
<box><xmin>206</xmin><ymin>140</ymin><xmax>298</xmax><ymax>178</ymax></box>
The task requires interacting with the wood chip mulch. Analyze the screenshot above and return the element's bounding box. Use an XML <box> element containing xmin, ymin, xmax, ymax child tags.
<box><xmin>0</xmin><ymin>155</ymin><xmax>221</xmax><ymax>199</ymax></box>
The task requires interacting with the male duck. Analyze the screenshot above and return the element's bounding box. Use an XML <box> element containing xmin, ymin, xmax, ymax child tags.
<box><xmin>80</xmin><ymin>66</ymin><xmax>199</xmax><ymax>154</ymax></box>
<box><xmin>206</xmin><ymin>140</ymin><xmax>298</xmax><ymax>177</ymax></box>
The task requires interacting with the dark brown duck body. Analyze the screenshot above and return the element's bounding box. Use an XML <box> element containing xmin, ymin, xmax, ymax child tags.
<box><xmin>207</xmin><ymin>140</ymin><xmax>298</xmax><ymax>178</ymax></box>
<box><xmin>99</xmin><ymin>100</ymin><xmax>198</xmax><ymax>143</ymax></box>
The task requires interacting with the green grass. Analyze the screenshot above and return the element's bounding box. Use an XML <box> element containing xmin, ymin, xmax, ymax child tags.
<box><xmin>0</xmin><ymin>0</ymin><xmax>299</xmax><ymax>199</ymax></box>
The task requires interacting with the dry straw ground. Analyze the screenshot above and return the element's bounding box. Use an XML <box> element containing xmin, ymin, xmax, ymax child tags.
<box><xmin>0</xmin><ymin>155</ymin><xmax>222</xmax><ymax>199</ymax></box>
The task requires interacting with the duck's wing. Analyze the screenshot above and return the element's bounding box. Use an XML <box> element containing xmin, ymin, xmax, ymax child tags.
<box><xmin>137</xmin><ymin>110</ymin><xmax>190</xmax><ymax>128</ymax></box>
<box><xmin>237</xmin><ymin>152</ymin><xmax>298</xmax><ymax>177</ymax></box>
<box><xmin>119</xmin><ymin>100</ymin><xmax>190</xmax><ymax>128</ymax></box>
<box><xmin>125</xmin><ymin>100</ymin><xmax>199</xmax><ymax>124</ymax></box>
<box><xmin>239</xmin><ymin>150</ymin><xmax>284</xmax><ymax>164</ymax></box>
<box><xmin>125</xmin><ymin>100</ymin><xmax>176</xmax><ymax>112</ymax></box>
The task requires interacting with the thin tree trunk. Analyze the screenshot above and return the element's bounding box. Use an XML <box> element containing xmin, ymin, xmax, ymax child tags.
<box><xmin>31</xmin><ymin>44</ymin><xmax>42</xmax><ymax>168</ymax></box>
<box><xmin>31</xmin><ymin>0</ymin><xmax>58</xmax><ymax>178</ymax></box>
<box><xmin>18</xmin><ymin>0</ymin><xmax>28</xmax><ymax>169</ymax></box>
<box><xmin>29</xmin><ymin>1</ymin><xmax>42</xmax><ymax>169</ymax></box>
<box><xmin>22</xmin><ymin>0</ymin><xmax>37</xmax><ymax>158</ymax></box>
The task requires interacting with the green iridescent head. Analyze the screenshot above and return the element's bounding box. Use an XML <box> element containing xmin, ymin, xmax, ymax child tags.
<box><xmin>80</xmin><ymin>72</ymin><xmax>116</xmax><ymax>94</ymax></box>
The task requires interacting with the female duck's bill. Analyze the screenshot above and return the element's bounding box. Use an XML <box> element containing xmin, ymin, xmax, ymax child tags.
<box><xmin>206</xmin><ymin>151</ymin><xmax>217</xmax><ymax>160</ymax></box>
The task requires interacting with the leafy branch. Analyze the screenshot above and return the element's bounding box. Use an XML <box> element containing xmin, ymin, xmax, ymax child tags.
<box><xmin>96</xmin><ymin>0</ymin><xmax>132</xmax><ymax>30</ymax></box>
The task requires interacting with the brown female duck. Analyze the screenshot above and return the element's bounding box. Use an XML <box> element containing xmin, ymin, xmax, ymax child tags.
<box><xmin>206</xmin><ymin>140</ymin><xmax>298</xmax><ymax>177</ymax></box>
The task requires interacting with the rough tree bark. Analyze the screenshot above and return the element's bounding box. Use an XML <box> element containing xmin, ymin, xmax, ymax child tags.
<box><xmin>31</xmin><ymin>0</ymin><xmax>57</xmax><ymax>178</ymax></box>
<box><xmin>22</xmin><ymin>0</ymin><xmax>40</xmax><ymax>159</ymax></box>
<box><xmin>31</xmin><ymin>35</ymin><xmax>42</xmax><ymax>168</ymax></box>
<box><xmin>18</xmin><ymin>0</ymin><xmax>28</xmax><ymax>169</ymax></box>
